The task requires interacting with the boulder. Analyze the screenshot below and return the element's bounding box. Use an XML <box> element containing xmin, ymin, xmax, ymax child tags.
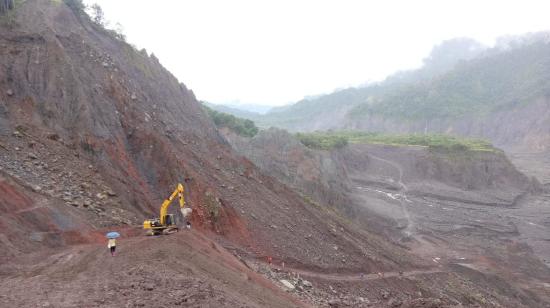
<box><xmin>279</xmin><ymin>279</ymin><xmax>295</xmax><ymax>290</ymax></box>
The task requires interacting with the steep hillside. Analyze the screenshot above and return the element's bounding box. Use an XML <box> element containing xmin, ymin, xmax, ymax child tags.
<box><xmin>352</xmin><ymin>40</ymin><xmax>550</xmax><ymax>119</ymax></box>
<box><xmin>222</xmin><ymin>128</ymin><xmax>355</xmax><ymax>218</ymax></box>
<box><xmin>253</xmin><ymin>38</ymin><xmax>488</xmax><ymax>130</ymax></box>
<box><xmin>251</xmin><ymin>34</ymin><xmax>550</xmax><ymax>154</ymax></box>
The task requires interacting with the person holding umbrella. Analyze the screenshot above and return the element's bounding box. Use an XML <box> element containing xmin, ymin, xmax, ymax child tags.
<box><xmin>106</xmin><ymin>231</ymin><xmax>120</xmax><ymax>257</ymax></box>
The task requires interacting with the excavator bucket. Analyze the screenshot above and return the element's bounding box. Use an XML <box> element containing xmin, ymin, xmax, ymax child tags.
<box><xmin>181</xmin><ymin>208</ymin><xmax>192</xmax><ymax>217</ymax></box>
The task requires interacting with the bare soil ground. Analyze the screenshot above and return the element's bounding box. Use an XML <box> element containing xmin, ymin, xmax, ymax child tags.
<box><xmin>345</xmin><ymin>145</ymin><xmax>550</xmax><ymax>306</ymax></box>
<box><xmin>0</xmin><ymin>230</ymin><xmax>307</xmax><ymax>308</ymax></box>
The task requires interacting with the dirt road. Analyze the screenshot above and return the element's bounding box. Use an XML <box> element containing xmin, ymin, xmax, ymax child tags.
<box><xmin>284</xmin><ymin>267</ymin><xmax>445</xmax><ymax>282</ymax></box>
<box><xmin>0</xmin><ymin>231</ymin><xmax>309</xmax><ymax>308</ymax></box>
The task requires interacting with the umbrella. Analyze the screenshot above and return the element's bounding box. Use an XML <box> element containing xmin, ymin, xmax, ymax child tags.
<box><xmin>106</xmin><ymin>231</ymin><xmax>120</xmax><ymax>239</ymax></box>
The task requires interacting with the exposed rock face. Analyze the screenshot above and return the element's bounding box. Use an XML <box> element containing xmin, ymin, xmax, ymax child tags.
<box><xmin>223</xmin><ymin>127</ymin><xmax>355</xmax><ymax>216</ymax></box>
<box><xmin>342</xmin><ymin>144</ymin><xmax>530</xmax><ymax>198</ymax></box>
<box><xmin>344</xmin><ymin>98</ymin><xmax>550</xmax><ymax>153</ymax></box>
<box><xmin>339</xmin><ymin>144</ymin><xmax>539</xmax><ymax>246</ymax></box>
<box><xmin>0</xmin><ymin>0</ymin><xmax>216</xmax><ymax>218</ymax></box>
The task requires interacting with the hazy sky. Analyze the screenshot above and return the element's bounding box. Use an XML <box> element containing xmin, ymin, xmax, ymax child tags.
<box><xmin>85</xmin><ymin>0</ymin><xmax>550</xmax><ymax>106</ymax></box>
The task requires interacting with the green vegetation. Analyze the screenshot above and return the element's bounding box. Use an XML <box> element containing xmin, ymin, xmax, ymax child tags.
<box><xmin>296</xmin><ymin>132</ymin><xmax>348</xmax><ymax>150</ymax></box>
<box><xmin>296</xmin><ymin>131</ymin><xmax>496</xmax><ymax>152</ymax></box>
<box><xmin>351</xmin><ymin>41</ymin><xmax>550</xmax><ymax>120</ymax></box>
<box><xmin>204</xmin><ymin>105</ymin><xmax>259</xmax><ymax>137</ymax></box>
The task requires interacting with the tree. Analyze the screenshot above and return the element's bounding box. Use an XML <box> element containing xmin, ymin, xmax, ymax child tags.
<box><xmin>90</xmin><ymin>3</ymin><xmax>104</xmax><ymax>26</ymax></box>
<box><xmin>112</xmin><ymin>22</ymin><xmax>126</xmax><ymax>41</ymax></box>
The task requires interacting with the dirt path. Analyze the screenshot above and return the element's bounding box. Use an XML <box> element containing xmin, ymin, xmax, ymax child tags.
<box><xmin>284</xmin><ymin>267</ymin><xmax>445</xmax><ymax>282</ymax></box>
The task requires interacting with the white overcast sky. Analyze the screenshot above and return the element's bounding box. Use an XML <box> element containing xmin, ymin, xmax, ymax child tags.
<box><xmin>85</xmin><ymin>0</ymin><xmax>550</xmax><ymax>106</ymax></box>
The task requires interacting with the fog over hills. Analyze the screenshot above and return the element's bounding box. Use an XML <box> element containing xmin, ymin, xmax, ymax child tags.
<box><xmin>216</xmin><ymin>33</ymin><xmax>550</xmax><ymax>154</ymax></box>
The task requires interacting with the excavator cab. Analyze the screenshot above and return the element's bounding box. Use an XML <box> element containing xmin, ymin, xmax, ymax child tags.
<box><xmin>164</xmin><ymin>214</ymin><xmax>175</xmax><ymax>227</ymax></box>
<box><xmin>143</xmin><ymin>184</ymin><xmax>188</xmax><ymax>236</ymax></box>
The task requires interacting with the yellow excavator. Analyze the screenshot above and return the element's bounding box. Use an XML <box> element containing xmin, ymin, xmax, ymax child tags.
<box><xmin>143</xmin><ymin>183</ymin><xmax>192</xmax><ymax>235</ymax></box>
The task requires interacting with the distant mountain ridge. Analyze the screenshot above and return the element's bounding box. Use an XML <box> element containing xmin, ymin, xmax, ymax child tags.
<box><xmin>239</xmin><ymin>34</ymin><xmax>550</xmax><ymax>152</ymax></box>
<box><xmin>229</xmin><ymin>103</ymin><xmax>273</xmax><ymax>114</ymax></box>
<box><xmin>203</xmin><ymin>102</ymin><xmax>273</xmax><ymax>119</ymax></box>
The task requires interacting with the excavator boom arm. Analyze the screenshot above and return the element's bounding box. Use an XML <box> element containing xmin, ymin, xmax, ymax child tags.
<box><xmin>159</xmin><ymin>183</ymin><xmax>186</xmax><ymax>225</ymax></box>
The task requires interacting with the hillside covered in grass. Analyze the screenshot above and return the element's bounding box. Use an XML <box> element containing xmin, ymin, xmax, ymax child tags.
<box><xmin>296</xmin><ymin>131</ymin><xmax>497</xmax><ymax>152</ymax></box>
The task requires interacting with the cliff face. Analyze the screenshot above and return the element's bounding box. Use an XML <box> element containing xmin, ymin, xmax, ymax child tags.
<box><xmin>341</xmin><ymin>144</ymin><xmax>531</xmax><ymax>206</ymax></box>
<box><xmin>222</xmin><ymin>128</ymin><xmax>355</xmax><ymax>216</ymax></box>
<box><xmin>344</xmin><ymin>98</ymin><xmax>550</xmax><ymax>153</ymax></box>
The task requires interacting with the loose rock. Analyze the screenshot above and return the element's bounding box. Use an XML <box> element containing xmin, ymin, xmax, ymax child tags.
<box><xmin>279</xmin><ymin>280</ymin><xmax>295</xmax><ymax>291</ymax></box>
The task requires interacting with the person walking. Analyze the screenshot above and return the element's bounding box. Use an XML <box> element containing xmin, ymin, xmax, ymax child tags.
<box><xmin>108</xmin><ymin>238</ymin><xmax>116</xmax><ymax>256</ymax></box>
